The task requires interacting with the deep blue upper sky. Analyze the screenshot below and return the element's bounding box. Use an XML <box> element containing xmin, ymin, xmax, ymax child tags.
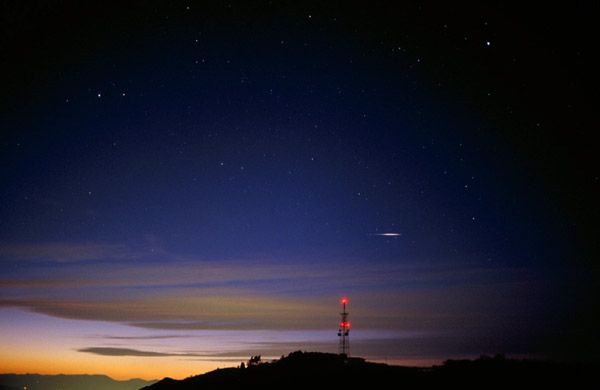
<box><xmin>0</xmin><ymin>2</ymin><xmax>598</xmax><ymax>368</ymax></box>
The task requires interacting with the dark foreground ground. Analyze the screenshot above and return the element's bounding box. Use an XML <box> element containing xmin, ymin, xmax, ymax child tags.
<box><xmin>143</xmin><ymin>351</ymin><xmax>594</xmax><ymax>390</ymax></box>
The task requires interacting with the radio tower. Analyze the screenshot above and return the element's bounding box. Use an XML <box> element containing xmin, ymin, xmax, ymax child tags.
<box><xmin>337</xmin><ymin>297</ymin><xmax>350</xmax><ymax>356</ymax></box>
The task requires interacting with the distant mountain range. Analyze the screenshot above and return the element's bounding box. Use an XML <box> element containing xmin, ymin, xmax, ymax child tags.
<box><xmin>143</xmin><ymin>351</ymin><xmax>594</xmax><ymax>390</ymax></box>
<box><xmin>0</xmin><ymin>374</ymin><xmax>155</xmax><ymax>390</ymax></box>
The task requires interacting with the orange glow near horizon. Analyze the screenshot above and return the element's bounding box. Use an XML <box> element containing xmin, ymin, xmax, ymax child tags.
<box><xmin>0</xmin><ymin>351</ymin><xmax>227</xmax><ymax>381</ymax></box>
<box><xmin>0</xmin><ymin>309</ymin><xmax>240</xmax><ymax>380</ymax></box>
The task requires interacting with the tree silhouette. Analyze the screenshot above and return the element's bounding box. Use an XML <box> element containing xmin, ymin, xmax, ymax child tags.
<box><xmin>248</xmin><ymin>355</ymin><xmax>261</xmax><ymax>367</ymax></box>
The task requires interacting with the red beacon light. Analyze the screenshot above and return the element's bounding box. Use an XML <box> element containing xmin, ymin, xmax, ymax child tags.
<box><xmin>341</xmin><ymin>297</ymin><xmax>347</xmax><ymax>305</ymax></box>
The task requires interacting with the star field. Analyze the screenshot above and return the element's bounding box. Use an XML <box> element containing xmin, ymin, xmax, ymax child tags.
<box><xmin>0</xmin><ymin>1</ymin><xmax>598</xmax><ymax>379</ymax></box>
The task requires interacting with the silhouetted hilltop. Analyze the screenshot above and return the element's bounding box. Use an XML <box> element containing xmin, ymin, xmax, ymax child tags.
<box><xmin>0</xmin><ymin>373</ymin><xmax>155</xmax><ymax>390</ymax></box>
<box><xmin>142</xmin><ymin>351</ymin><xmax>594</xmax><ymax>389</ymax></box>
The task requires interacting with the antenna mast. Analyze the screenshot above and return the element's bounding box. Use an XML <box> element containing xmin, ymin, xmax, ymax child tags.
<box><xmin>337</xmin><ymin>297</ymin><xmax>350</xmax><ymax>356</ymax></box>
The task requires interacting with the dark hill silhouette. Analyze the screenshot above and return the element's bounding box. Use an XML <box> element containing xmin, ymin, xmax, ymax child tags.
<box><xmin>142</xmin><ymin>351</ymin><xmax>593</xmax><ymax>389</ymax></box>
<box><xmin>0</xmin><ymin>373</ymin><xmax>155</xmax><ymax>390</ymax></box>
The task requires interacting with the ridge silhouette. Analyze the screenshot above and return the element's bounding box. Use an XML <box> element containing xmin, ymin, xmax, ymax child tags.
<box><xmin>142</xmin><ymin>351</ymin><xmax>593</xmax><ymax>389</ymax></box>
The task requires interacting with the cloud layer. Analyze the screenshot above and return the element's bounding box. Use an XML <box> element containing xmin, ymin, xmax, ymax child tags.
<box><xmin>0</xmin><ymin>241</ymin><xmax>559</xmax><ymax>361</ymax></box>
<box><xmin>78</xmin><ymin>347</ymin><xmax>184</xmax><ymax>357</ymax></box>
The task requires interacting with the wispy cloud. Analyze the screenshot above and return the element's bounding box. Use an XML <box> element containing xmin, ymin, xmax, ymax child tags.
<box><xmin>0</xmin><ymin>242</ymin><xmax>533</xmax><ymax>290</ymax></box>
<box><xmin>0</xmin><ymin>240</ymin><xmax>551</xmax><ymax>334</ymax></box>
<box><xmin>77</xmin><ymin>347</ymin><xmax>258</xmax><ymax>359</ymax></box>
<box><xmin>0</xmin><ymin>293</ymin><xmax>335</xmax><ymax>330</ymax></box>
<box><xmin>100</xmin><ymin>335</ymin><xmax>194</xmax><ymax>340</ymax></box>
<box><xmin>77</xmin><ymin>347</ymin><xmax>200</xmax><ymax>357</ymax></box>
<box><xmin>0</xmin><ymin>276</ymin><xmax>550</xmax><ymax>334</ymax></box>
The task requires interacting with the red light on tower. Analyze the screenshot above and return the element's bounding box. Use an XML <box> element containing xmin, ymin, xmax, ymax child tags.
<box><xmin>341</xmin><ymin>297</ymin><xmax>347</xmax><ymax>305</ymax></box>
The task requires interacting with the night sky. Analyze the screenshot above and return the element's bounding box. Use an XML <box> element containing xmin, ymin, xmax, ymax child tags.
<box><xmin>1</xmin><ymin>2</ymin><xmax>598</xmax><ymax>380</ymax></box>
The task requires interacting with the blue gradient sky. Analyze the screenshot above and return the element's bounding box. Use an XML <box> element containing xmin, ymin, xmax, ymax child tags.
<box><xmin>1</xmin><ymin>2</ymin><xmax>597</xmax><ymax>380</ymax></box>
